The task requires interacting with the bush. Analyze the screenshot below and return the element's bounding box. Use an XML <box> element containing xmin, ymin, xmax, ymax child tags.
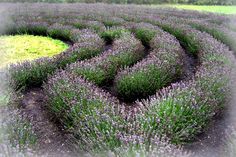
<box><xmin>72</xmin><ymin>20</ymin><xmax>106</xmax><ymax>32</ymax></box>
<box><xmin>115</xmin><ymin>30</ymin><xmax>184</xmax><ymax>102</ymax></box>
<box><xmin>47</xmin><ymin>23</ymin><xmax>74</xmax><ymax>41</ymax></box>
<box><xmin>138</xmin><ymin>64</ymin><xmax>230</xmax><ymax>144</ymax></box>
<box><xmin>189</xmin><ymin>21</ymin><xmax>236</xmax><ymax>54</ymax></box>
<box><xmin>133</xmin><ymin>19</ymin><xmax>233</xmax><ymax>144</ymax></box>
<box><xmin>3</xmin><ymin>3</ymin><xmax>236</xmax><ymax>155</ymax></box>
<box><xmin>69</xmin><ymin>32</ymin><xmax>144</xmax><ymax>86</ymax></box>
<box><xmin>5</xmin><ymin>21</ymin><xmax>49</xmax><ymax>36</ymax></box>
<box><xmin>102</xmin><ymin>17</ymin><xmax>125</xmax><ymax>28</ymax></box>
<box><xmin>44</xmin><ymin>70</ymin><xmax>125</xmax><ymax>151</ymax></box>
<box><xmin>134</xmin><ymin>27</ymin><xmax>156</xmax><ymax>47</ymax></box>
<box><xmin>100</xmin><ymin>28</ymin><xmax>129</xmax><ymax>43</ymax></box>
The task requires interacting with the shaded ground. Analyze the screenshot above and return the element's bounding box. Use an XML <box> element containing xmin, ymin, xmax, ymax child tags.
<box><xmin>185</xmin><ymin>109</ymin><xmax>230</xmax><ymax>157</ymax></box>
<box><xmin>20</xmin><ymin>88</ymin><xmax>74</xmax><ymax>156</ymax></box>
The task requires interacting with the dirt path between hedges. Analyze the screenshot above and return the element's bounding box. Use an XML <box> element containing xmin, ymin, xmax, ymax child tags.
<box><xmin>20</xmin><ymin>88</ymin><xmax>75</xmax><ymax>156</ymax></box>
<box><xmin>183</xmin><ymin>79</ymin><xmax>236</xmax><ymax>157</ymax></box>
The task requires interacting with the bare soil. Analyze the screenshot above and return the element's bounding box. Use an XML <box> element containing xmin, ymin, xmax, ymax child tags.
<box><xmin>20</xmin><ymin>88</ymin><xmax>74</xmax><ymax>156</ymax></box>
<box><xmin>184</xmin><ymin>91</ymin><xmax>236</xmax><ymax>157</ymax></box>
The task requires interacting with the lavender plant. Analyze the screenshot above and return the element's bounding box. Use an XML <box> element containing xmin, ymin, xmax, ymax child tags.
<box><xmin>131</xmin><ymin>23</ymin><xmax>158</xmax><ymax>47</ymax></box>
<box><xmin>115</xmin><ymin>30</ymin><xmax>184</xmax><ymax>101</ymax></box>
<box><xmin>44</xmin><ymin>70</ymin><xmax>126</xmax><ymax>151</ymax></box>
<box><xmin>5</xmin><ymin>21</ymin><xmax>49</xmax><ymax>36</ymax></box>
<box><xmin>69</xmin><ymin>31</ymin><xmax>144</xmax><ymax>86</ymax></box>
<box><xmin>47</xmin><ymin>23</ymin><xmax>74</xmax><ymax>41</ymax></box>
<box><xmin>100</xmin><ymin>27</ymin><xmax>129</xmax><ymax>43</ymax></box>
<box><xmin>102</xmin><ymin>17</ymin><xmax>125</xmax><ymax>28</ymax></box>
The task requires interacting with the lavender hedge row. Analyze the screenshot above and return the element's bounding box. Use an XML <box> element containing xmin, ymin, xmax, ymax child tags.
<box><xmin>157</xmin><ymin>15</ymin><xmax>236</xmax><ymax>53</ymax></box>
<box><xmin>188</xmin><ymin>21</ymin><xmax>236</xmax><ymax>54</ymax></box>
<box><xmin>44</xmin><ymin>14</ymin><xmax>234</xmax><ymax>148</ymax></box>
<box><xmin>115</xmin><ymin>23</ymin><xmax>184</xmax><ymax>101</ymax></box>
<box><xmin>5</xmin><ymin>21</ymin><xmax>75</xmax><ymax>42</ymax></box>
<box><xmin>127</xmin><ymin>23</ymin><xmax>158</xmax><ymax>47</ymax></box>
<box><xmin>99</xmin><ymin>27</ymin><xmax>129</xmax><ymax>43</ymax></box>
<box><xmin>69</xmin><ymin>31</ymin><xmax>145</xmax><ymax>86</ymax></box>
<box><xmin>3</xmin><ymin>3</ymin><xmax>235</xmax><ymax>154</ymax></box>
<box><xmin>134</xmin><ymin>22</ymin><xmax>234</xmax><ymax>144</ymax></box>
<box><xmin>44</xmin><ymin>70</ymin><xmax>126</xmax><ymax>151</ymax></box>
<box><xmin>72</xmin><ymin>20</ymin><xmax>106</xmax><ymax>32</ymax></box>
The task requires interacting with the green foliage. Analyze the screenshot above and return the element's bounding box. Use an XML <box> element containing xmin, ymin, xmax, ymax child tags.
<box><xmin>7</xmin><ymin>112</ymin><xmax>37</xmax><ymax>151</ymax></box>
<box><xmin>116</xmin><ymin>65</ymin><xmax>174</xmax><ymax>101</ymax></box>
<box><xmin>138</xmin><ymin>65</ymin><xmax>229</xmax><ymax>144</ymax></box>
<box><xmin>13</xmin><ymin>25</ymin><xmax>48</xmax><ymax>36</ymax></box>
<box><xmin>138</xmin><ymin>87</ymin><xmax>211</xmax><ymax>144</ymax></box>
<box><xmin>100</xmin><ymin>29</ymin><xmax>129</xmax><ymax>43</ymax></box>
<box><xmin>73</xmin><ymin>67</ymin><xmax>107</xmax><ymax>85</ymax></box>
<box><xmin>190</xmin><ymin>23</ymin><xmax>236</xmax><ymax>53</ymax></box>
<box><xmin>70</xmin><ymin>31</ymin><xmax>144</xmax><ymax>86</ymax></box>
<box><xmin>7</xmin><ymin>26</ymin><xmax>104</xmax><ymax>90</ymax></box>
<box><xmin>134</xmin><ymin>28</ymin><xmax>156</xmax><ymax>47</ymax></box>
<box><xmin>160</xmin><ymin>24</ymin><xmax>198</xmax><ymax>56</ymax></box>
<box><xmin>10</xmin><ymin>46</ymin><xmax>103</xmax><ymax>90</ymax></box>
<box><xmin>45</xmin><ymin>71</ymin><xmax>125</xmax><ymax>151</ymax></box>
<box><xmin>103</xmin><ymin>20</ymin><xmax>122</xmax><ymax>28</ymax></box>
<box><xmin>57</xmin><ymin>48</ymin><xmax>103</xmax><ymax>68</ymax></box>
<box><xmin>47</xmin><ymin>27</ymin><xmax>72</xmax><ymax>41</ymax></box>
<box><xmin>73</xmin><ymin>51</ymin><xmax>144</xmax><ymax>86</ymax></box>
<box><xmin>73</xmin><ymin>22</ymin><xmax>87</xmax><ymax>29</ymax></box>
<box><xmin>10</xmin><ymin>60</ymin><xmax>57</xmax><ymax>90</ymax></box>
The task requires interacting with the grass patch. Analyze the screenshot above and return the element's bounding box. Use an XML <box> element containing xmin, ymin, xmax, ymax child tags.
<box><xmin>0</xmin><ymin>35</ymin><xmax>68</xmax><ymax>69</ymax></box>
<box><xmin>157</xmin><ymin>5</ymin><xmax>236</xmax><ymax>14</ymax></box>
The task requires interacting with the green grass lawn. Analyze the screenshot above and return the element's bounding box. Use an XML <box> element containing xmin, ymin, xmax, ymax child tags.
<box><xmin>153</xmin><ymin>5</ymin><xmax>236</xmax><ymax>14</ymax></box>
<box><xmin>0</xmin><ymin>35</ymin><xmax>68</xmax><ymax>69</ymax></box>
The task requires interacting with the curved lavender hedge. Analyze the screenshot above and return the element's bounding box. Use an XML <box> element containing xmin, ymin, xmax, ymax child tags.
<box><xmin>115</xmin><ymin>23</ymin><xmax>184</xmax><ymax>101</ymax></box>
<box><xmin>134</xmin><ymin>24</ymin><xmax>234</xmax><ymax>143</ymax></box>
<box><xmin>44</xmin><ymin>70</ymin><xmax>126</xmax><ymax>151</ymax></box>
<box><xmin>68</xmin><ymin>31</ymin><xmax>145</xmax><ymax>86</ymax></box>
